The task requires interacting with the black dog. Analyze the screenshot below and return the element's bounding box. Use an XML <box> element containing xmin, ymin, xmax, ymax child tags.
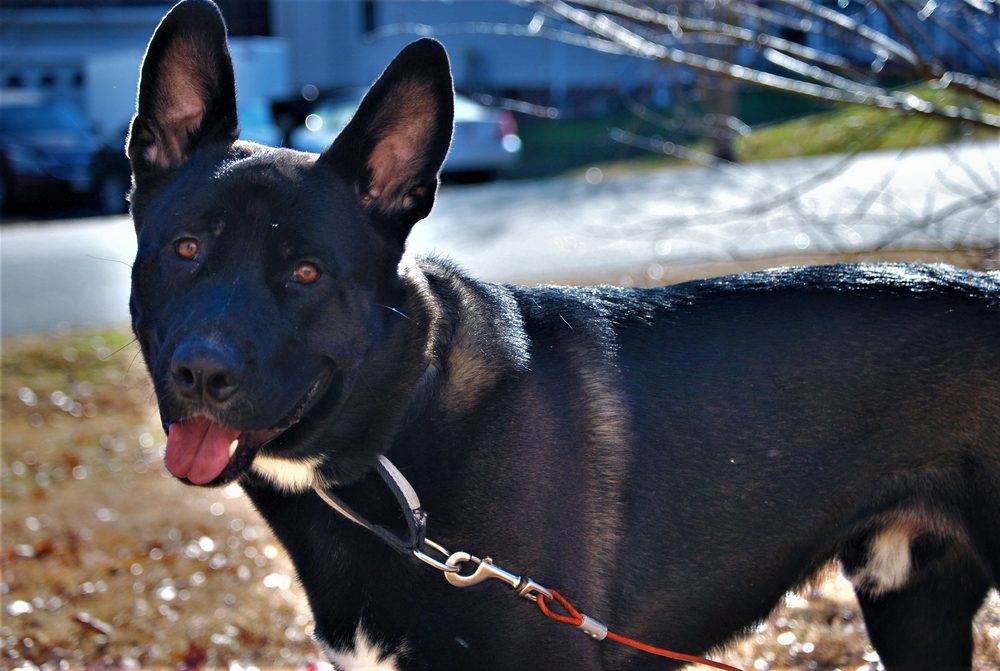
<box><xmin>127</xmin><ymin>2</ymin><xmax>1000</xmax><ymax>669</ymax></box>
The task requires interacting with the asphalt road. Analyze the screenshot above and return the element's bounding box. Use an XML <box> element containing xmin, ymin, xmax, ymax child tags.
<box><xmin>2</xmin><ymin>140</ymin><xmax>997</xmax><ymax>336</ymax></box>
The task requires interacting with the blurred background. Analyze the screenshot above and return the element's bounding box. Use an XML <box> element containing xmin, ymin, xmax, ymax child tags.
<box><xmin>1</xmin><ymin>1</ymin><xmax>998</xmax><ymax>669</ymax></box>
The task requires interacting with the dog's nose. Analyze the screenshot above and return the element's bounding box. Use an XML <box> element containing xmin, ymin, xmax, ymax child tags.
<box><xmin>170</xmin><ymin>341</ymin><xmax>243</xmax><ymax>404</ymax></box>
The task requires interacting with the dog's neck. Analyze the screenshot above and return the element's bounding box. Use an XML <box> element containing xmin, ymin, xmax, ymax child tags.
<box><xmin>398</xmin><ymin>253</ymin><xmax>449</xmax><ymax>419</ymax></box>
<box><xmin>406</xmin><ymin>256</ymin><xmax>531</xmax><ymax>414</ymax></box>
<box><xmin>301</xmin><ymin>253</ymin><xmax>524</xmax><ymax>485</ymax></box>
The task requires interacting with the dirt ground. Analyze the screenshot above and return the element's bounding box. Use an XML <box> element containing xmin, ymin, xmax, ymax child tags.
<box><xmin>3</xmin><ymin>255</ymin><xmax>999</xmax><ymax>670</ymax></box>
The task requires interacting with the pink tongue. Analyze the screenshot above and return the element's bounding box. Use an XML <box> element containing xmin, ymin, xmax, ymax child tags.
<box><xmin>165</xmin><ymin>417</ymin><xmax>242</xmax><ymax>485</ymax></box>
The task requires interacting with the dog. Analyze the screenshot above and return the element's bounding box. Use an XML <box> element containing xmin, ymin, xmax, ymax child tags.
<box><xmin>127</xmin><ymin>2</ymin><xmax>1000</xmax><ymax>669</ymax></box>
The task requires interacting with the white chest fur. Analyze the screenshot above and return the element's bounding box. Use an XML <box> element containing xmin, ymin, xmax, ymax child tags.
<box><xmin>251</xmin><ymin>455</ymin><xmax>322</xmax><ymax>493</ymax></box>
<box><xmin>319</xmin><ymin>625</ymin><xmax>402</xmax><ymax>671</ymax></box>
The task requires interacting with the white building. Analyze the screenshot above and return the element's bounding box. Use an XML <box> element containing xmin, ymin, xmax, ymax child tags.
<box><xmin>0</xmin><ymin>0</ymin><xmax>661</xmax><ymax>119</ymax></box>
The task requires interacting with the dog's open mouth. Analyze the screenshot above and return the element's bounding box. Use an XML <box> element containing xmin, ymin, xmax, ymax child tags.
<box><xmin>163</xmin><ymin>372</ymin><xmax>331</xmax><ymax>486</ymax></box>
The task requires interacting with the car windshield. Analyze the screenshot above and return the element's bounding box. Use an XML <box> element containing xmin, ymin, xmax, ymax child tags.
<box><xmin>313</xmin><ymin>93</ymin><xmax>483</xmax><ymax>127</ymax></box>
<box><xmin>0</xmin><ymin>102</ymin><xmax>89</xmax><ymax>134</ymax></box>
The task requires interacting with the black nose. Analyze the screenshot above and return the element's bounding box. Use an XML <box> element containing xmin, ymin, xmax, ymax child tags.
<box><xmin>170</xmin><ymin>341</ymin><xmax>243</xmax><ymax>404</ymax></box>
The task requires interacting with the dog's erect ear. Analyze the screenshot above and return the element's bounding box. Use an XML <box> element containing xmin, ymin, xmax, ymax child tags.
<box><xmin>321</xmin><ymin>39</ymin><xmax>454</xmax><ymax>242</ymax></box>
<box><xmin>127</xmin><ymin>0</ymin><xmax>238</xmax><ymax>179</ymax></box>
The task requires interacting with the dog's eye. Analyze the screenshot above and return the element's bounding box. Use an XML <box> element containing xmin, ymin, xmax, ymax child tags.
<box><xmin>175</xmin><ymin>237</ymin><xmax>200</xmax><ymax>260</ymax></box>
<box><xmin>293</xmin><ymin>262</ymin><xmax>321</xmax><ymax>284</ymax></box>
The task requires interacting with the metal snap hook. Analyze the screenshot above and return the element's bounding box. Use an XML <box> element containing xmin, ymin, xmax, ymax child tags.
<box><xmin>443</xmin><ymin>552</ymin><xmax>552</xmax><ymax>601</ymax></box>
<box><xmin>444</xmin><ymin>552</ymin><xmax>519</xmax><ymax>590</ymax></box>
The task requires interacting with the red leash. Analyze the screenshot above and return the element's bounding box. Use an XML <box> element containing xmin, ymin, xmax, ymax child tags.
<box><xmin>537</xmin><ymin>589</ymin><xmax>743</xmax><ymax>671</ymax></box>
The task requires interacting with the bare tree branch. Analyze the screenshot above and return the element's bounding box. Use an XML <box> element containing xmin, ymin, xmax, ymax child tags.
<box><xmin>533</xmin><ymin>0</ymin><xmax>1000</xmax><ymax>129</ymax></box>
<box><xmin>374</xmin><ymin>1</ymin><xmax>999</xmax><ymax>265</ymax></box>
<box><xmin>772</xmin><ymin>0</ymin><xmax>919</xmax><ymax>65</ymax></box>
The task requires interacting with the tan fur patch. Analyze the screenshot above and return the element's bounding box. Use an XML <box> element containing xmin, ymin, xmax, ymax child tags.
<box><xmin>400</xmin><ymin>256</ymin><xmax>528</xmax><ymax>414</ymax></box>
<box><xmin>400</xmin><ymin>255</ymin><xmax>444</xmax><ymax>362</ymax></box>
<box><xmin>857</xmin><ymin>526</ymin><xmax>913</xmax><ymax>594</ymax></box>
<box><xmin>571</xmin><ymin>346</ymin><xmax>633</xmax><ymax>467</ymax></box>
<box><xmin>847</xmin><ymin>509</ymin><xmax>965</xmax><ymax>596</ymax></box>
<box><xmin>564</xmin><ymin>341</ymin><xmax>634</xmax><ymax>619</ymax></box>
<box><xmin>437</xmin><ymin>276</ymin><xmax>503</xmax><ymax>412</ymax></box>
<box><xmin>440</xmin><ymin>345</ymin><xmax>495</xmax><ymax>410</ymax></box>
<box><xmin>398</xmin><ymin>256</ymin><xmax>449</xmax><ymax>409</ymax></box>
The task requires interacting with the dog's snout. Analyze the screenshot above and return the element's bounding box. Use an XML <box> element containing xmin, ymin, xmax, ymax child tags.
<box><xmin>170</xmin><ymin>341</ymin><xmax>243</xmax><ymax>404</ymax></box>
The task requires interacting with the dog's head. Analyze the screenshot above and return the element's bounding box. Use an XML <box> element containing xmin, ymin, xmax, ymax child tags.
<box><xmin>127</xmin><ymin>0</ymin><xmax>453</xmax><ymax>488</ymax></box>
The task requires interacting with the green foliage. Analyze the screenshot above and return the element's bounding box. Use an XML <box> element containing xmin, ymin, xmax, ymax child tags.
<box><xmin>736</xmin><ymin>84</ymin><xmax>997</xmax><ymax>161</ymax></box>
<box><xmin>503</xmin><ymin>85</ymin><xmax>997</xmax><ymax>179</ymax></box>
<box><xmin>510</xmin><ymin>113</ymin><xmax>675</xmax><ymax>180</ymax></box>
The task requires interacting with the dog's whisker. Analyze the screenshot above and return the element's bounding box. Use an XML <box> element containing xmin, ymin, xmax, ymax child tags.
<box><xmin>124</xmin><ymin>348</ymin><xmax>143</xmax><ymax>377</ymax></box>
<box><xmin>379</xmin><ymin>304</ymin><xmax>411</xmax><ymax>321</ymax></box>
<box><xmin>109</xmin><ymin>337</ymin><xmax>139</xmax><ymax>359</ymax></box>
<box><xmin>86</xmin><ymin>255</ymin><xmax>133</xmax><ymax>270</ymax></box>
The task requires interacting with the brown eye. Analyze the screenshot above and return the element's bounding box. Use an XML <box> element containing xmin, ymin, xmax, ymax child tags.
<box><xmin>175</xmin><ymin>237</ymin><xmax>199</xmax><ymax>260</ymax></box>
<box><xmin>293</xmin><ymin>262</ymin><xmax>320</xmax><ymax>284</ymax></box>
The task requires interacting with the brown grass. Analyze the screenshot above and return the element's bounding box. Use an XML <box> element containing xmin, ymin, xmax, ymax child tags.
<box><xmin>1</xmin><ymin>332</ymin><xmax>320</xmax><ymax>668</ymax></box>
<box><xmin>2</xmin><ymin>251</ymin><xmax>998</xmax><ymax>669</ymax></box>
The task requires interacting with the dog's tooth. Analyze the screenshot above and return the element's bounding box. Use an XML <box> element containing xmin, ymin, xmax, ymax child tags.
<box><xmin>229</xmin><ymin>439</ymin><xmax>239</xmax><ymax>458</ymax></box>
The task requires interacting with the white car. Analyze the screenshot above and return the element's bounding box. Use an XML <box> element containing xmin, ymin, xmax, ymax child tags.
<box><xmin>290</xmin><ymin>91</ymin><xmax>521</xmax><ymax>181</ymax></box>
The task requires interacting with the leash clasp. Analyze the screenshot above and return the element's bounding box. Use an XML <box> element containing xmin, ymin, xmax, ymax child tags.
<box><xmin>444</xmin><ymin>551</ymin><xmax>553</xmax><ymax>602</ymax></box>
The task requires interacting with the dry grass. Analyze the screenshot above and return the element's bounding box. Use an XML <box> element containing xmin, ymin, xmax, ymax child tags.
<box><xmin>1</xmin><ymin>332</ymin><xmax>320</xmax><ymax>668</ymax></box>
<box><xmin>3</xmin><ymin>251</ymin><xmax>999</xmax><ymax>670</ymax></box>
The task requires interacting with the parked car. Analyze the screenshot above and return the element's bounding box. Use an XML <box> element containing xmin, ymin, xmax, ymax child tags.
<box><xmin>0</xmin><ymin>90</ymin><xmax>101</xmax><ymax>212</ymax></box>
<box><xmin>90</xmin><ymin>101</ymin><xmax>285</xmax><ymax>215</ymax></box>
<box><xmin>290</xmin><ymin>91</ymin><xmax>522</xmax><ymax>181</ymax></box>
<box><xmin>90</xmin><ymin>130</ymin><xmax>132</xmax><ymax>215</ymax></box>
